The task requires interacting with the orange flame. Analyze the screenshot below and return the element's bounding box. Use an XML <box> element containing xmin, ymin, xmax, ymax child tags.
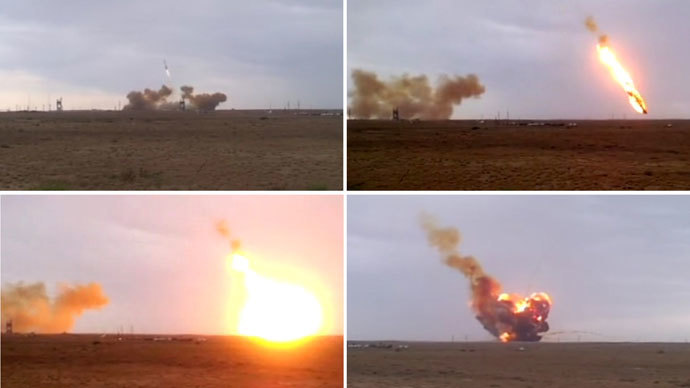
<box><xmin>596</xmin><ymin>44</ymin><xmax>648</xmax><ymax>114</ymax></box>
<box><xmin>496</xmin><ymin>292</ymin><xmax>552</xmax><ymax>342</ymax></box>
<box><xmin>227</xmin><ymin>253</ymin><xmax>324</xmax><ymax>344</ymax></box>
<box><xmin>497</xmin><ymin>292</ymin><xmax>551</xmax><ymax>313</ymax></box>
<box><xmin>499</xmin><ymin>332</ymin><xmax>513</xmax><ymax>343</ymax></box>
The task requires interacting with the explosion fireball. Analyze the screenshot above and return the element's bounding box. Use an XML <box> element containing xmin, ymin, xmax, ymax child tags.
<box><xmin>586</xmin><ymin>16</ymin><xmax>648</xmax><ymax>114</ymax></box>
<box><xmin>420</xmin><ymin>214</ymin><xmax>552</xmax><ymax>342</ymax></box>
<box><xmin>228</xmin><ymin>253</ymin><xmax>323</xmax><ymax>343</ymax></box>
<box><xmin>216</xmin><ymin>221</ymin><xmax>324</xmax><ymax>344</ymax></box>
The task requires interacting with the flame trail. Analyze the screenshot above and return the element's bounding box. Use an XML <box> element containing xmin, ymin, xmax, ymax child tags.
<box><xmin>1</xmin><ymin>282</ymin><xmax>109</xmax><ymax>333</ymax></box>
<box><xmin>420</xmin><ymin>214</ymin><xmax>552</xmax><ymax>342</ymax></box>
<box><xmin>585</xmin><ymin>16</ymin><xmax>648</xmax><ymax>114</ymax></box>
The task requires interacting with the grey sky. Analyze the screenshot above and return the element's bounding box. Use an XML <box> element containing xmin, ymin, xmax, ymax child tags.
<box><xmin>0</xmin><ymin>0</ymin><xmax>342</xmax><ymax>110</ymax></box>
<box><xmin>348</xmin><ymin>195</ymin><xmax>690</xmax><ymax>342</ymax></box>
<box><xmin>1</xmin><ymin>195</ymin><xmax>343</xmax><ymax>335</ymax></box>
<box><xmin>348</xmin><ymin>0</ymin><xmax>690</xmax><ymax>119</ymax></box>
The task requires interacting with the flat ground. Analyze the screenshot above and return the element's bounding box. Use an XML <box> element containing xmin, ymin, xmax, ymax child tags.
<box><xmin>347</xmin><ymin>120</ymin><xmax>690</xmax><ymax>190</ymax></box>
<box><xmin>0</xmin><ymin>110</ymin><xmax>342</xmax><ymax>190</ymax></box>
<box><xmin>347</xmin><ymin>342</ymin><xmax>690</xmax><ymax>388</ymax></box>
<box><xmin>1</xmin><ymin>334</ymin><xmax>343</xmax><ymax>388</ymax></box>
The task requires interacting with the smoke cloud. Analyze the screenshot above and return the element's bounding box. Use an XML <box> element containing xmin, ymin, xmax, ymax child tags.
<box><xmin>585</xmin><ymin>16</ymin><xmax>609</xmax><ymax>45</ymax></box>
<box><xmin>216</xmin><ymin>220</ymin><xmax>241</xmax><ymax>252</ymax></box>
<box><xmin>181</xmin><ymin>85</ymin><xmax>228</xmax><ymax>112</ymax></box>
<box><xmin>1</xmin><ymin>282</ymin><xmax>109</xmax><ymax>333</ymax></box>
<box><xmin>124</xmin><ymin>85</ymin><xmax>227</xmax><ymax>111</ymax></box>
<box><xmin>349</xmin><ymin>69</ymin><xmax>485</xmax><ymax>119</ymax></box>
<box><xmin>420</xmin><ymin>214</ymin><xmax>551</xmax><ymax>342</ymax></box>
<box><xmin>124</xmin><ymin>85</ymin><xmax>174</xmax><ymax>111</ymax></box>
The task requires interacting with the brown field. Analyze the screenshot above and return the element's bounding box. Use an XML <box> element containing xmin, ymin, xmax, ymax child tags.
<box><xmin>347</xmin><ymin>119</ymin><xmax>690</xmax><ymax>190</ymax></box>
<box><xmin>1</xmin><ymin>334</ymin><xmax>343</xmax><ymax>388</ymax></box>
<box><xmin>347</xmin><ymin>341</ymin><xmax>690</xmax><ymax>388</ymax></box>
<box><xmin>0</xmin><ymin>110</ymin><xmax>342</xmax><ymax>190</ymax></box>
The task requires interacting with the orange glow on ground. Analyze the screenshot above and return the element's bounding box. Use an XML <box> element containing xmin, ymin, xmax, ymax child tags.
<box><xmin>228</xmin><ymin>253</ymin><xmax>324</xmax><ymax>344</ymax></box>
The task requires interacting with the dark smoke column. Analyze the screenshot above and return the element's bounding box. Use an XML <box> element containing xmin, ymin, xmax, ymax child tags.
<box><xmin>349</xmin><ymin>69</ymin><xmax>485</xmax><ymax>119</ymax></box>
<box><xmin>420</xmin><ymin>214</ymin><xmax>552</xmax><ymax>342</ymax></box>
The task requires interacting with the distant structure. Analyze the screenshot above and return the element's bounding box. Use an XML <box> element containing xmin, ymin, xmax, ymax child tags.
<box><xmin>179</xmin><ymin>99</ymin><xmax>186</xmax><ymax>111</ymax></box>
<box><xmin>392</xmin><ymin>107</ymin><xmax>400</xmax><ymax>121</ymax></box>
<box><xmin>5</xmin><ymin>319</ymin><xmax>13</xmax><ymax>334</ymax></box>
<box><xmin>56</xmin><ymin>98</ymin><xmax>63</xmax><ymax>112</ymax></box>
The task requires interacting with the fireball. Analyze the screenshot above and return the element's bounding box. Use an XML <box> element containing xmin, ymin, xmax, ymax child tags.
<box><xmin>228</xmin><ymin>253</ymin><xmax>323</xmax><ymax>343</ymax></box>
<box><xmin>495</xmin><ymin>292</ymin><xmax>552</xmax><ymax>342</ymax></box>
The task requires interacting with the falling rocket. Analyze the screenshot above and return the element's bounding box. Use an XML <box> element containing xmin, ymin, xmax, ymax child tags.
<box><xmin>585</xmin><ymin>17</ymin><xmax>648</xmax><ymax>115</ymax></box>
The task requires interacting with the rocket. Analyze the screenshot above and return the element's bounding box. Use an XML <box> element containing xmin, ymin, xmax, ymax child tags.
<box><xmin>628</xmin><ymin>91</ymin><xmax>648</xmax><ymax>114</ymax></box>
<box><xmin>164</xmin><ymin>59</ymin><xmax>171</xmax><ymax>78</ymax></box>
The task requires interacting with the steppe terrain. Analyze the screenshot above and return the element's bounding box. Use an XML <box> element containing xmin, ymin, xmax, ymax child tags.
<box><xmin>348</xmin><ymin>341</ymin><xmax>690</xmax><ymax>388</ymax></box>
<box><xmin>0</xmin><ymin>110</ymin><xmax>342</xmax><ymax>190</ymax></box>
<box><xmin>1</xmin><ymin>334</ymin><xmax>343</xmax><ymax>388</ymax></box>
<box><xmin>348</xmin><ymin>120</ymin><xmax>690</xmax><ymax>190</ymax></box>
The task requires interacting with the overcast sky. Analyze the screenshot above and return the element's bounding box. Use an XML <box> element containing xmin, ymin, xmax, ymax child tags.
<box><xmin>1</xmin><ymin>195</ymin><xmax>343</xmax><ymax>335</ymax></box>
<box><xmin>348</xmin><ymin>195</ymin><xmax>690</xmax><ymax>342</ymax></box>
<box><xmin>348</xmin><ymin>0</ymin><xmax>690</xmax><ymax>119</ymax></box>
<box><xmin>0</xmin><ymin>0</ymin><xmax>342</xmax><ymax>110</ymax></box>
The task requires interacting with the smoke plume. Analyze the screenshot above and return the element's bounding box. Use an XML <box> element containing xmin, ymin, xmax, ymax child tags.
<box><xmin>349</xmin><ymin>69</ymin><xmax>485</xmax><ymax>119</ymax></box>
<box><xmin>124</xmin><ymin>85</ymin><xmax>227</xmax><ymax>111</ymax></box>
<box><xmin>124</xmin><ymin>85</ymin><xmax>174</xmax><ymax>111</ymax></box>
<box><xmin>420</xmin><ymin>214</ymin><xmax>551</xmax><ymax>342</ymax></box>
<box><xmin>216</xmin><ymin>220</ymin><xmax>241</xmax><ymax>252</ymax></box>
<box><xmin>181</xmin><ymin>85</ymin><xmax>228</xmax><ymax>112</ymax></box>
<box><xmin>585</xmin><ymin>16</ymin><xmax>609</xmax><ymax>45</ymax></box>
<box><xmin>1</xmin><ymin>282</ymin><xmax>109</xmax><ymax>333</ymax></box>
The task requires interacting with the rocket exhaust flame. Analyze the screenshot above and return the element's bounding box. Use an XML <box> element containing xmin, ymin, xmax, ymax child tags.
<box><xmin>420</xmin><ymin>215</ymin><xmax>552</xmax><ymax>342</ymax></box>
<box><xmin>585</xmin><ymin>16</ymin><xmax>648</xmax><ymax>114</ymax></box>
